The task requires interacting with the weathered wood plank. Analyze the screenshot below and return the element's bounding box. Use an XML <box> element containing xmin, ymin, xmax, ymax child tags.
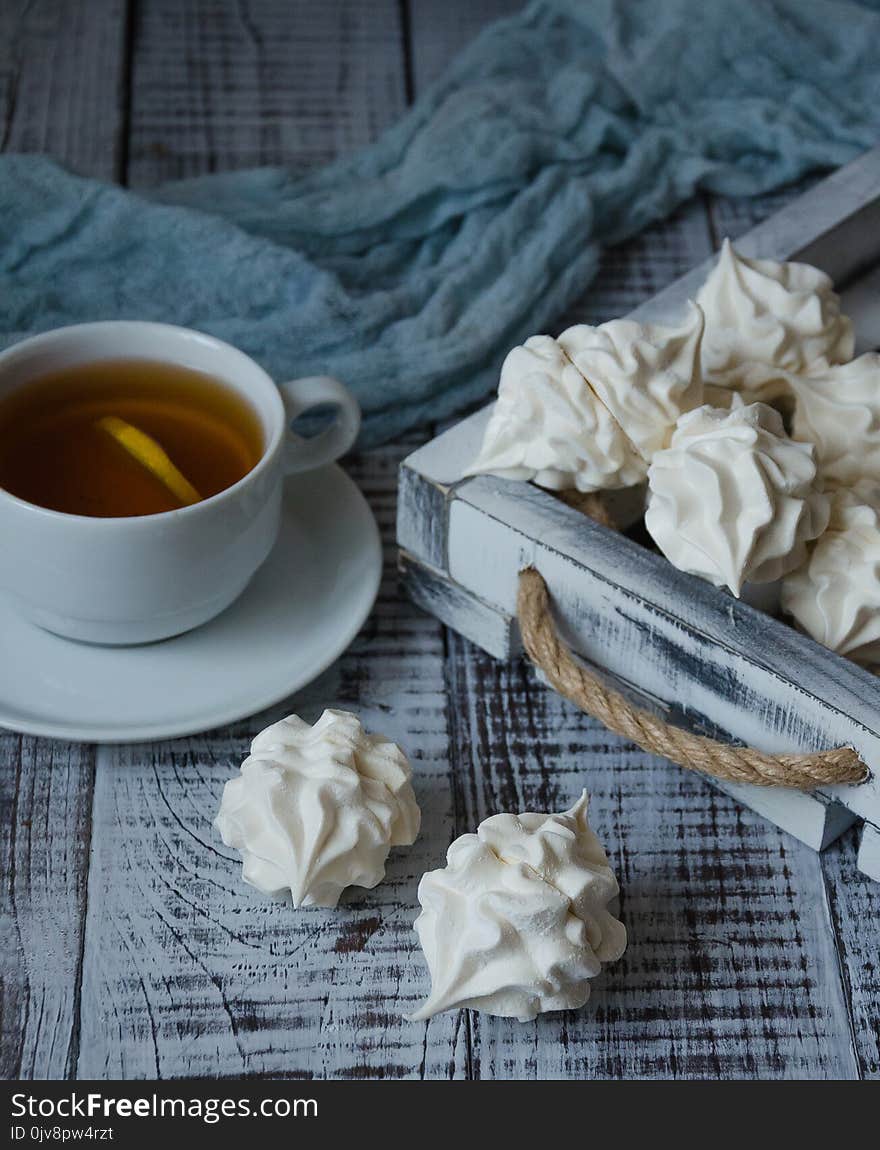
<box><xmin>0</xmin><ymin>736</ymin><xmax>95</xmax><ymax>1079</ymax></box>
<box><xmin>445</xmin><ymin>633</ymin><xmax>860</xmax><ymax>1078</ymax></box>
<box><xmin>0</xmin><ymin>0</ymin><xmax>128</xmax><ymax>1082</ymax></box>
<box><xmin>820</xmin><ymin>828</ymin><xmax>880</xmax><ymax>1078</ymax></box>
<box><xmin>126</xmin><ymin>0</ymin><xmax>409</xmax><ymax>185</ymax></box>
<box><xmin>707</xmin><ymin>178</ymin><xmax>824</xmax><ymax>250</ymax></box>
<box><xmin>399</xmin><ymin>548</ymin><xmax>520</xmax><ymax>660</ymax></box>
<box><xmin>407</xmin><ymin>0</ymin><xmax>524</xmax><ymax>93</ymax></box>
<box><xmin>0</xmin><ymin>0</ymin><xmax>128</xmax><ymax>180</ymax></box>
<box><xmin>76</xmin><ymin>443</ymin><xmax>465</xmax><ymax>1079</ymax></box>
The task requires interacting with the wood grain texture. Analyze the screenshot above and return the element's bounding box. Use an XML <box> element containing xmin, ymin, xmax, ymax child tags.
<box><xmin>0</xmin><ymin>0</ymin><xmax>127</xmax><ymax>1083</ymax></box>
<box><xmin>446</xmin><ymin>482</ymin><xmax>880</xmax><ymax>788</ymax></box>
<box><xmin>399</xmin><ymin>549</ymin><xmax>519</xmax><ymax>660</ymax></box>
<box><xmin>126</xmin><ymin>0</ymin><xmax>409</xmax><ymax>185</ymax></box>
<box><xmin>707</xmin><ymin>178</ymin><xmax>824</xmax><ymax>250</ymax></box>
<box><xmin>0</xmin><ymin>0</ymin><xmax>129</xmax><ymax>180</ymax></box>
<box><xmin>445</xmin><ymin>635</ymin><xmax>861</xmax><ymax>1079</ymax></box>
<box><xmin>821</xmin><ymin>829</ymin><xmax>880</xmax><ymax>1078</ymax></box>
<box><xmin>0</xmin><ymin>736</ymin><xmax>95</xmax><ymax>1080</ymax></box>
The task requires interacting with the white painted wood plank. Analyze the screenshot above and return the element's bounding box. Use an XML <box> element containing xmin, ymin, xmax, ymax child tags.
<box><xmin>0</xmin><ymin>0</ymin><xmax>127</xmax><ymax>1081</ymax></box>
<box><xmin>0</xmin><ymin>736</ymin><xmax>95</xmax><ymax>1079</ymax></box>
<box><xmin>77</xmin><ymin>445</ymin><xmax>466</xmax><ymax>1079</ymax></box>
<box><xmin>855</xmin><ymin>823</ymin><xmax>880</xmax><ymax>884</ymax></box>
<box><xmin>402</xmin><ymin>550</ymin><xmax>855</xmax><ymax>851</ymax></box>
<box><xmin>0</xmin><ymin>0</ymin><xmax>128</xmax><ymax>181</ymax></box>
<box><xmin>400</xmin><ymin>549</ymin><xmax>519</xmax><ymax>660</ymax></box>
<box><xmin>444</xmin><ymin>632</ymin><xmax>860</xmax><ymax>1079</ymax></box>
<box><xmin>821</xmin><ymin>826</ymin><xmax>880</xmax><ymax>1076</ymax></box>
<box><xmin>708</xmin><ymin>178</ymin><xmax>824</xmax><ymax>248</ymax></box>
<box><xmin>126</xmin><ymin>0</ymin><xmax>409</xmax><ymax>185</ymax></box>
<box><xmin>447</xmin><ymin>485</ymin><xmax>880</xmax><ymax>808</ymax></box>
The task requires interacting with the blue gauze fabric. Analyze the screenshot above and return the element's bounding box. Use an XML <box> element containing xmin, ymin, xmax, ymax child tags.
<box><xmin>0</xmin><ymin>0</ymin><xmax>878</xmax><ymax>445</ymax></box>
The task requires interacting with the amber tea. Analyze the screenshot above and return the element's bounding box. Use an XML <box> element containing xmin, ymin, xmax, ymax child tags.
<box><xmin>0</xmin><ymin>359</ymin><xmax>264</xmax><ymax>517</ymax></box>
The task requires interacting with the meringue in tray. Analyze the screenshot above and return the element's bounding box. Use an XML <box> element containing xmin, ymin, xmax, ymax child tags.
<box><xmin>782</xmin><ymin>482</ymin><xmax>880</xmax><ymax>668</ymax></box>
<box><xmin>645</xmin><ymin>402</ymin><xmax>829</xmax><ymax>596</ymax></box>
<box><xmin>789</xmin><ymin>353</ymin><xmax>880</xmax><ymax>486</ymax></box>
<box><xmin>465</xmin><ymin>305</ymin><xmax>704</xmax><ymax>493</ymax></box>
<box><xmin>465</xmin><ymin>235</ymin><xmax>880</xmax><ymax>669</ymax></box>
<box><xmin>410</xmin><ymin>791</ymin><xmax>626</xmax><ymax>1023</ymax></box>
<box><xmin>215</xmin><ymin>708</ymin><xmax>420</xmax><ymax>908</ymax></box>
<box><xmin>695</xmin><ymin>238</ymin><xmax>854</xmax><ymax>397</ymax></box>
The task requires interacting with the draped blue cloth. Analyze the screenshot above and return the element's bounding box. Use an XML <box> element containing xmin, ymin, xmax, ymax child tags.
<box><xmin>1</xmin><ymin>0</ymin><xmax>878</xmax><ymax>444</ymax></box>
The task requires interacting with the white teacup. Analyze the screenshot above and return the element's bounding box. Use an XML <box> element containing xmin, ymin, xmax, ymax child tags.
<box><xmin>0</xmin><ymin>321</ymin><xmax>361</xmax><ymax>644</ymax></box>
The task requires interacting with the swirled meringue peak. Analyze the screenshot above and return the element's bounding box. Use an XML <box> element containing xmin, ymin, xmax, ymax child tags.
<box><xmin>782</xmin><ymin>481</ymin><xmax>880</xmax><ymax>667</ymax></box>
<box><xmin>789</xmin><ymin>353</ymin><xmax>880</xmax><ymax>486</ymax></box>
<box><xmin>215</xmin><ymin>709</ymin><xmax>420</xmax><ymax>908</ymax></box>
<box><xmin>557</xmin><ymin>301</ymin><xmax>705</xmax><ymax>461</ymax></box>
<box><xmin>645</xmin><ymin>402</ymin><xmax>830</xmax><ymax>596</ymax></box>
<box><xmin>410</xmin><ymin>791</ymin><xmax>626</xmax><ymax>1023</ymax></box>
<box><xmin>465</xmin><ymin>335</ymin><xmax>646</xmax><ymax>492</ymax></box>
<box><xmin>696</xmin><ymin>240</ymin><xmax>854</xmax><ymax>396</ymax></box>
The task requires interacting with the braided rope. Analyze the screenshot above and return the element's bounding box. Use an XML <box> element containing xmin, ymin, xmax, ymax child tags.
<box><xmin>517</xmin><ymin>566</ymin><xmax>867</xmax><ymax>790</ymax></box>
<box><xmin>554</xmin><ymin>489</ymin><xmax>615</xmax><ymax>527</ymax></box>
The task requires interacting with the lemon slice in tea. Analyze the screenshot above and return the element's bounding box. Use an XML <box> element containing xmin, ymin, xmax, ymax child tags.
<box><xmin>97</xmin><ymin>415</ymin><xmax>202</xmax><ymax>507</ymax></box>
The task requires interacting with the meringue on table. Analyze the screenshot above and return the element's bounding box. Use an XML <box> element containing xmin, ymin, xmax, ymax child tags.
<box><xmin>465</xmin><ymin>305</ymin><xmax>704</xmax><ymax>493</ymax></box>
<box><xmin>695</xmin><ymin>239</ymin><xmax>854</xmax><ymax>399</ymax></box>
<box><xmin>215</xmin><ymin>709</ymin><xmax>420</xmax><ymax>908</ymax></box>
<box><xmin>782</xmin><ymin>481</ymin><xmax>880</xmax><ymax>668</ymax></box>
<box><xmin>410</xmin><ymin>791</ymin><xmax>626</xmax><ymax>1023</ymax></box>
<box><xmin>645</xmin><ymin>402</ymin><xmax>829</xmax><ymax>597</ymax></box>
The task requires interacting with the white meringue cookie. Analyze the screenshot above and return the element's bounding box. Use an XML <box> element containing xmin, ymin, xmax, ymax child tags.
<box><xmin>557</xmin><ymin>301</ymin><xmax>705</xmax><ymax>462</ymax></box>
<box><xmin>465</xmin><ymin>334</ymin><xmax>645</xmax><ymax>492</ymax></box>
<box><xmin>645</xmin><ymin>403</ymin><xmax>830</xmax><ymax>596</ymax></box>
<box><xmin>782</xmin><ymin>481</ymin><xmax>880</xmax><ymax>667</ymax></box>
<box><xmin>410</xmin><ymin>791</ymin><xmax>626</xmax><ymax>1023</ymax></box>
<box><xmin>789</xmin><ymin>353</ymin><xmax>880</xmax><ymax>486</ymax></box>
<box><xmin>215</xmin><ymin>709</ymin><xmax>420</xmax><ymax>908</ymax></box>
<box><xmin>696</xmin><ymin>239</ymin><xmax>854</xmax><ymax>396</ymax></box>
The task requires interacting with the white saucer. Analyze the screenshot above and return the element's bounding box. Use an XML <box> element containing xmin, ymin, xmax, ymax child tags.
<box><xmin>0</xmin><ymin>465</ymin><xmax>382</xmax><ymax>743</ymax></box>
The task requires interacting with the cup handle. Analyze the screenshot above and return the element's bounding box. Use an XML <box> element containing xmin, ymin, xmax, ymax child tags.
<box><xmin>277</xmin><ymin>375</ymin><xmax>361</xmax><ymax>475</ymax></box>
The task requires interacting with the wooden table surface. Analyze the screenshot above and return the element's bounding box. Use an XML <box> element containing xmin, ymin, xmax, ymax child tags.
<box><xmin>1</xmin><ymin>0</ymin><xmax>878</xmax><ymax>1082</ymax></box>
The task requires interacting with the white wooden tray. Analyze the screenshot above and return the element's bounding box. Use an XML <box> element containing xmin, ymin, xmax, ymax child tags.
<box><xmin>397</xmin><ymin>147</ymin><xmax>880</xmax><ymax>880</ymax></box>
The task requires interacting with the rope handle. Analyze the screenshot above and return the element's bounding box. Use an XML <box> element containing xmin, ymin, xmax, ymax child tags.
<box><xmin>517</xmin><ymin>566</ymin><xmax>867</xmax><ymax>790</ymax></box>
